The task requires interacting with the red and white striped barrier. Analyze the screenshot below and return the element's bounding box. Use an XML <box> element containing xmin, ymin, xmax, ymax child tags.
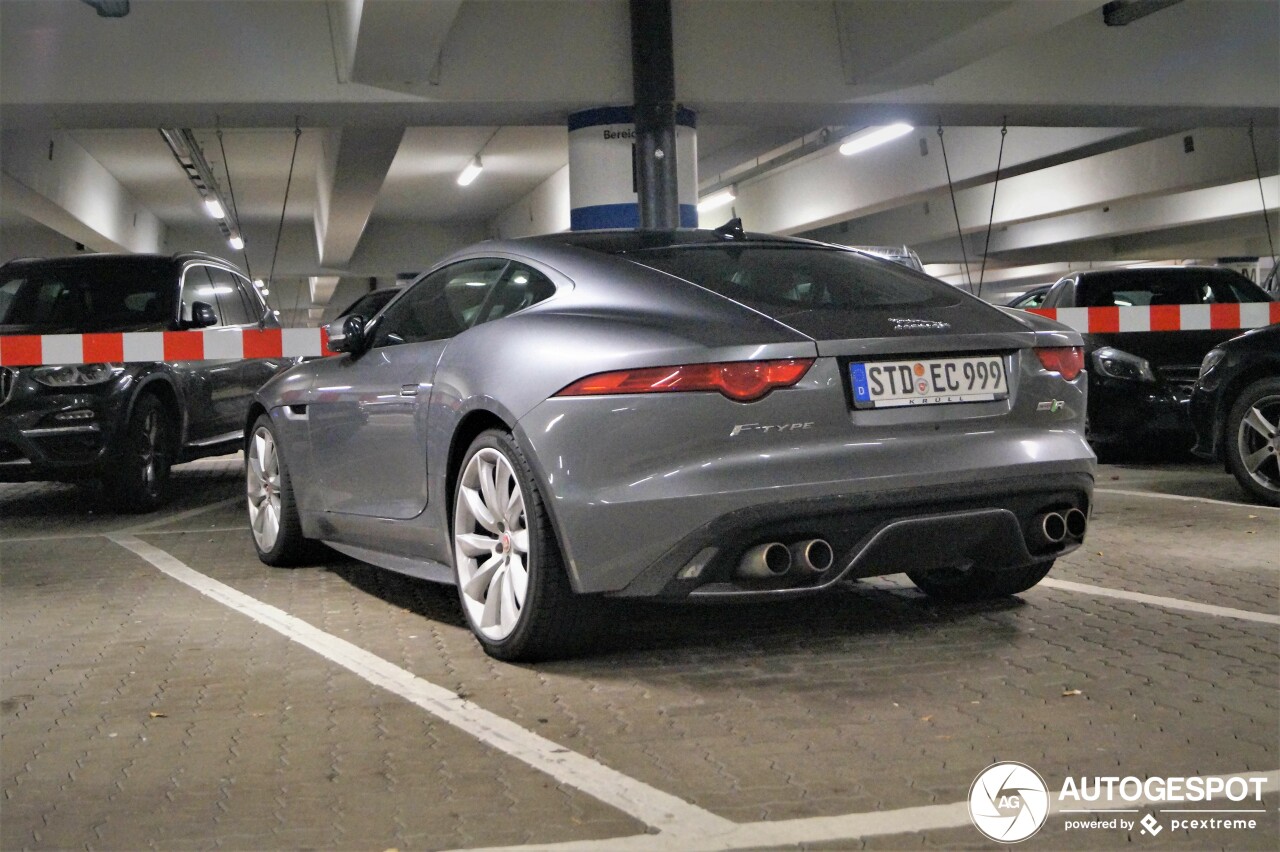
<box><xmin>0</xmin><ymin>327</ymin><xmax>334</xmax><ymax>367</ymax></box>
<box><xmin>1027</xmin><ymin>303</ymin><xmax>1280</xmax><ymax>334</ymax></box>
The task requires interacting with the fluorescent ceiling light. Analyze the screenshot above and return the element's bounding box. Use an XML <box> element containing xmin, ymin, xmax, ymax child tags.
<box><xmin>839</xmin><ymin>123</ymin><xmax>913</xmax><ymax>156</ymax></box>
<box><xmin>229</xmin><ymin>235</ymin><xmax>245</xmax><ymax>250</ymax></box>
<box><xmin>698</xmin><ymin>188</ymin><xmax>736</xmax><ymax>212</ymax></box>
<box><xmin>457</xmin><ymin>156</ymin><xmax>484</xmax><ymax>187</ymax></box>
<box><xmin>204</xmin><ymin>198</ymin><xmax>225</xmax><ymax>219</ymax></box>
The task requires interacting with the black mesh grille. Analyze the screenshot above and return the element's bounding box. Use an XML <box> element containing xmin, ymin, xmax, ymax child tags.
<box><xmin>0</xmin><ymin>368</ymin><xmax>14</xmax><ymax>406</ymax></box>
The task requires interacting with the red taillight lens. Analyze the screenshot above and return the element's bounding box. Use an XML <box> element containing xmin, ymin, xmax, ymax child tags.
<box><xmin>555</xmin><ymin>358</ymin><xmax>814</xmax><ymax>403</ymax></box>
<box><xmin>1035</xmin><ymin>346</ymin><xmax>1084</xmax><ymax>381</ymax></box>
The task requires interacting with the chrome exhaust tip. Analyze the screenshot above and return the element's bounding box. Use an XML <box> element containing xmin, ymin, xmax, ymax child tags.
<box><xmin>737</xmin><ymin>542</ymin><xmax>792</xmax><ymax>579</ymax></box>
<box><xmin>1064</xmin><ymin>507</ymin><xmax>1087</xmax><ymax>539</ymax></box>
<box><xmin>1037</xmin><ymin>512</ymin><xmax>1067</xmax><ymax>545</ymax></box>
<box><xmin>790</xmin><ymin>538</ymin><xmax>834</xmax><ymax>576</ymax></box>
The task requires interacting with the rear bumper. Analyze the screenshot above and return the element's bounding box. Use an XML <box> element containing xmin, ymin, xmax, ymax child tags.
<box><xmin>518</xmin><ymin>359</ymin><xmax>1094</xmax><ymax>596</ymax></box>
<box><xmin>613</xmin><ymin>472</ymin><xmax>1092</xmax><ymax>599</ymax></box>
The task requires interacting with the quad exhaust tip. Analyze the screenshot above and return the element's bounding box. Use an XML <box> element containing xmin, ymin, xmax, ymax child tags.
<box><xmin>790</xmin><ymin>538</ymin><xmax>834</xmax><ymax>576</ymax></box>
<box><xmin>737</xmin><ymin>542</ymin><xmax>792</xmax><ymax>578</ymax></box>
<box><xmin>737</xmin><ymin>538</ymin><xmax>834</xmax><ymax>580</ymax></box>
<box><xmin>1032</xmin><ymin>508</ymin><xmax>1088</xmax><ymax>550</ymax></box>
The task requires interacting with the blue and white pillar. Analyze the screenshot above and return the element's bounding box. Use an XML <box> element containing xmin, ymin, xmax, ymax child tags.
<box><xmin>567</xmin><ymin>106</ymin><xmax>698</xmax><ymax>230</ymax></box>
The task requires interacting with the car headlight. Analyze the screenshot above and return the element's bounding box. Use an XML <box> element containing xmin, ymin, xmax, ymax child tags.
<box><xmin>1091</xmin><ymin>347</ymin><xmax>1155</xmax><ymax>383</ymax></box>
<box><xmin>30</xmin><ymin>363</ymin><xmax>125</xmax><ymax>387</ymax></box>
<box><xmin>1198</xmin><ymin>347</ymin><xmax>1226</xmax><ymax>380</ymax></box>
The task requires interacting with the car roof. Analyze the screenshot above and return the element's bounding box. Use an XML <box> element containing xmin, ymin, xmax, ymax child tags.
<box><xmin>1</xmin><ymin>251</ymin><xmax>240</xmax><ymax>273</ymax></box>
<box><xmin>518</xmin><ymin>226</ymin><xmax>832</xmax><ymax>255</ymax></box>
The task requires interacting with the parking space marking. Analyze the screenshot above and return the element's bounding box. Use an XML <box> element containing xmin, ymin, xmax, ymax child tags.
<box><xmin>1040</xmin><ymin>578</ymin><xmax>1280</xmax><ymax>624</ymax></box>
<box><xmin>458</xmin><ymin>770</ymin><xmax>1280</xmax><ymax>851</ymax></box>
<box><xmin>105</xmin><ymin>533</ymin><xmax>734</xmax><ymax>840</ymax></box>
<box><xmin>1095</xmin><ymin>487</ymin><xmax>1280</xmax><ymax>512</ymax></box>
<box><xmin>122</xmin><ymin>495</ymin><xmax>244</xmax><ymax>533</ymax></box>
<box><xmin>1</xmin><ymin>526</ymin><xmax>249</xmax><ymax>543</ymax></box>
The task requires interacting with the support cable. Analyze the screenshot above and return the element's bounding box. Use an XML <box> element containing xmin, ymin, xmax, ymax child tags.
<box><xmin>269</xmin><ymin>118</ymin><xmax>302</xmax><ymax>320</ymax></box>
<box><xmin>214</xmin><ymin>118</ymin><xmax>253</xmax><ymax>284</ymax></box>
<box><xmin>977</xmin><ymin>118</ymin><xmax>1008</xmax><ymax>300</ymax></box>
<box><xmin>937</xmin><ymin>122</ymin><xmax>973</xmax><ymax>292</ymax></box>
<box><xmin>1247</xmin><ymin>119</ymin><xmax>1278</xmax><ymax>290</ymax></box>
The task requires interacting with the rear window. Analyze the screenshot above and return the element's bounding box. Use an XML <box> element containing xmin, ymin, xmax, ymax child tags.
<box><xmin>0</xmin><ymin>262</ymin><xmax>174</xmax><ymax>332</ymax></box>
<box><xmin>624</xmin><ymin>245</ymin><xmax>959</xmax><ymax>313</ymax></box>
<box><xmin>1076</xmin><ymin>269</ymin><xmax>1272</xmax><ymax>307</ymax></box>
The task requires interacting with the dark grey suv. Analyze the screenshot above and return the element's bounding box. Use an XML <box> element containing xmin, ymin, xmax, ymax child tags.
<box><xmin>0</xmin><ymin>252</ymin><xmax>285</xmax><ymax>510</ymax></box>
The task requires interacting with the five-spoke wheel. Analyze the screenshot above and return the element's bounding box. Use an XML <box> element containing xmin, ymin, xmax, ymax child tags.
<box><xmin>1226</xmin><ymin>378</ymin><xmax>1280</xmax><ymax>506</ymax></box>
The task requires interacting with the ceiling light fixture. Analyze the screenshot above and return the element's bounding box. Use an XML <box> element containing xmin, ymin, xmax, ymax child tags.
<box><xmin>839</xmin><ymin>123</ymin><xmax>914</xmax><ymax>157</ymax></box>
<box><xmin>160</xmin><ymin>128</ymin><xmax>242</xmax><ymax>251</ymax></box>
<box><xmin>457</xmin><ymin>156</ymin><xmax>484</xmax><ymax>187</ymax></box>
<box><xmin>229</xmin><ymin>234</ymin><xmax>245</xmax><ymax>251</ymax></box>
<box><xmin>697</xmin><ymin>187</ymin><xmax>736</xmax><ymax>213</ymax></box>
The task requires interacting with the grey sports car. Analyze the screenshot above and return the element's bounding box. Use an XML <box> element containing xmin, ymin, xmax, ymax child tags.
<box><xmin>245</xmin><ymin>224</ymin><xmax>1095</xmax><ymax>660</ymax></box>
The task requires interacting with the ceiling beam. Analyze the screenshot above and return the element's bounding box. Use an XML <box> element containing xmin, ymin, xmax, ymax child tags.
<box><xmin>313</xmin><ymin>126</ymin><xmax>405</xmax><ymax>268</ymax></box>
<box><xmin>0</xmin><ymin>129</ymin><xmax>165</xmax><ymax>254</ymax></box>
<box><xmin>807</xmin><ymin>128</ymin><xmax>1278</xmax><ymax>248</ymax></box>
<box><xmin>329</xmin><ymin>0</ymin><xmax>464</xmax><ymax>86</ymax></box>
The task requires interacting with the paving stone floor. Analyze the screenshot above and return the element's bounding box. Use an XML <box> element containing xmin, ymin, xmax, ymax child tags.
<box><xmin>2</xmin><ymin>457</ymin><xmax>1276</xmax><ymax>850</ymax></box>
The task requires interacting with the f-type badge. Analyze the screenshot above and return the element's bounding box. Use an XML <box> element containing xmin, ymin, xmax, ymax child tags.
<box><xmin>889</xmin><ymin>317</ymin><xmax>951</xmax><ymax>331</ymax></box>
<box><xmin>1037</xmin><ymin>400</ymin><xmax>1065</xmax><ymax>413</ymax></box>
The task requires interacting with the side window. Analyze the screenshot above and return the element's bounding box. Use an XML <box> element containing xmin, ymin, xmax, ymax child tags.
<box><xmin>207</xmin><ymin>266</ymin><xmax>252</xmax><ymax>326</ymax></box>
<box><xmin>181</xmin><ymin>266</ymin><xmax>224</xmax><ymax>327</ymax></box>
<box><xmin>232</xmin><ymin>273</ymin><xmax>266</xmax><ymax>324</ymax></box>
<box><xmin>371</xmin><ymin>258</ymin><xmax>508</xmax><ymax>347</ymax></box>
<box><xmin>476</xmin><ymin>262</ymin><xmax>557</xmax><ymax>324</ymax></box>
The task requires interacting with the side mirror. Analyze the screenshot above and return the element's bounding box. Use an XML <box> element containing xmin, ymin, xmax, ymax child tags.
<box><xmin>188</xmin><ymin>301</ymin><xmax>218</xmax><ymax>329</ymax></box>
<box><xmin>325</xmin><ymin>314</ymin><xmax>367</xmax><ymax>354</ymax></box>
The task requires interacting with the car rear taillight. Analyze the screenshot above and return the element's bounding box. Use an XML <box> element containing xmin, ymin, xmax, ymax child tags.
<box><xmin>1035</xmin><ymin>347</ymin><xmax>1084</xmax><ymax>381</ymax></box>
<box><xmin>554</xmin><ymin>359</ymin><xmax>815</xmax><ymax>403</ymax></box>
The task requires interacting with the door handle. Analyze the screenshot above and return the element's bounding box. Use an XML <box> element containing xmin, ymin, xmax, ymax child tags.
<box><xmin>400</xmin><ymin>384</ymin><xmax>419</xmax><ymax>397</ymax></box>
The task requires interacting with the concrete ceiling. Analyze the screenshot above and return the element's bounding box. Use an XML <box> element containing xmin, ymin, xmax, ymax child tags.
<box><xmin>1</xmin><ymin>0</ymin><xmax>1276</xmax><ymax>320</ymax></box>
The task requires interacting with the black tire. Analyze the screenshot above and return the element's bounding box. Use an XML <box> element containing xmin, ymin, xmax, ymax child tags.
<box><xmin>104</xmin><ymin>394</ymin><xmax>174</xmax><ymax>513</ymax></box>
<box><xmin>1224</xmin><ymin>377</ymin><xmax>1280</xmax><ymax>507</ymax></box>
<box><xmin>907</xmin><ymin>559</ymin><xmax>1055</xmax><ymax>601</ymax></box>
<box><xmin>246</xmin><ymin>413</ymin><xmax>322</xmax><ymax>566</ymax></box>
<box><xmin>451</xmin><ymin>429</ymin><xmax>599</xmax><ymax>661</ymax></box>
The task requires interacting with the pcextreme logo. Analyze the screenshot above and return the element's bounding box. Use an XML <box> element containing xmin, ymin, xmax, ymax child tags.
<box><xmin>969</xmin><ymin>762</ymin><xmax>1050</xmax><ymax>843</ymax></box>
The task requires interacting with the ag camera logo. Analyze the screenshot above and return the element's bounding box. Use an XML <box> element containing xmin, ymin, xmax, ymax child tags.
<box><xmin>969</xmin><ymin>762</ymin><xmax>1050</xmax><ymax>843</ymax></box>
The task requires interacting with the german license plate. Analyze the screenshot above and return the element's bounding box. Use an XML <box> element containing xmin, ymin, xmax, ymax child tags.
<box><xmin>850</xmin><ymin>355</ymin><xmax>1007</xmax><ymax>408</ymax></box>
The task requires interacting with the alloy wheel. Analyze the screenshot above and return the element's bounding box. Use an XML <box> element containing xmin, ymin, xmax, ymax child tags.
<box><xmin>1236</xmin><ymin>392</ymin><xmax>1280</xmax><ymax>496</ymax></box>
<box><xmin>454</xmin><ymin>447</ymin><xmax>530</xmax><ymax>641</ymax></box>
<box><xmin>247</xmin><ymin>425</ymin><xmax>283</xmax><ymax>551</ymax></box>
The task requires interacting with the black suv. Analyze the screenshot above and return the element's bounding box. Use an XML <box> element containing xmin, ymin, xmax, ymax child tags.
<box><xmin>0</xmin><ymin>252</ymin><xmax>286</xmax><ymax>510</ymax></box>
<box><xmin>1034</xmin><ymin>267</ymin><xmax>1274</xmax><ymax>454</ymax></box>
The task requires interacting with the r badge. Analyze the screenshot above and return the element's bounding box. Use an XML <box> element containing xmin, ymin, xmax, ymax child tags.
<box><xmin>1037</xmin><ymin>399</ymin><xmax>1065</xmax><ymax>413</ymax></box>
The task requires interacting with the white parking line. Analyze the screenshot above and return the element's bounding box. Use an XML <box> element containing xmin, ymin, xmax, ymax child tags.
<box><xmin>456</xmin><ymin>769</ymin><xmax>1280</xmax><ymax>851</ymax></box>
<box><xmin>122</xmin><ymin>495</ymin><xmax>243</xmax><ymax>532</ymax></box>
<box><xmin>1095</xmin><ymin>487</ymin><xmax>1280</xmax><ymax>512</ymax></box>
<box><xmin>1040</xmin><ymin>578</ymin><xmax>1280</xmax><ymax>625</ymax></box>
<box><xmin>106</xmin><ymin>533</ymin><xmax>733</xmax><ymax>840</ymax></box>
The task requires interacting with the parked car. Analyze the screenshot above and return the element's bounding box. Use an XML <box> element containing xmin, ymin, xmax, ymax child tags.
<box><xmin>245</xmin><ymin>225</ymin><xmax>1094</xmax><ymax>661</ymax></box>
<box><xmin>1190</xmin><ymin>323</ymin><xmax>1280</xmax><ymax>506</ymax></box>
<box><xmin>1005</xmin><ymin>285</ymin><xmax>1051</xmax><ymax>309</ymax></box>
<box><xmin>0</xmin><ymin>252</ymin><xmax>286</xmax><ymax>510</ymax></box>
<box><xmin>1036</xmin><ymin>267</ymin><xmax>1274</xmax><ymax>455</ymax></box>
